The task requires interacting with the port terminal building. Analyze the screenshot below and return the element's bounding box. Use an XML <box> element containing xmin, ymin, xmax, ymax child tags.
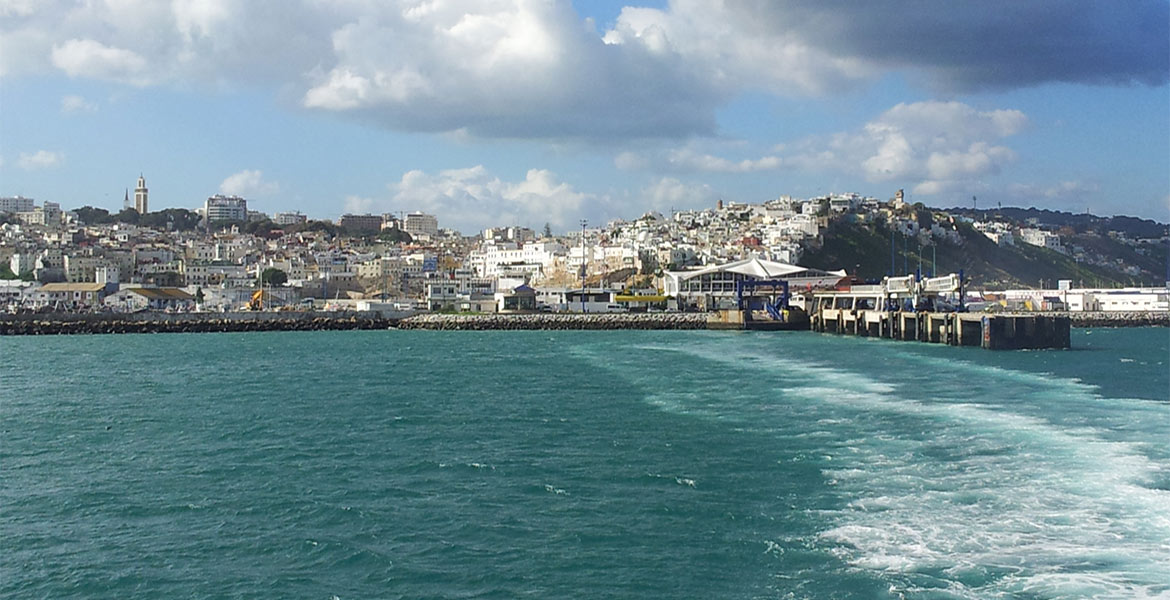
<box><xmin>663</xmin><ymin>257</ymin><xmax>846</xmax><ymax>311</ymax></box>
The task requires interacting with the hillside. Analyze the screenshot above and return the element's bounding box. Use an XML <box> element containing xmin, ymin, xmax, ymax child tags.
<box><xmin>943</xmin><ymin>207</ymin><xmax>1168</xmax><ymax>239</ymax></box>
<box><xmin>799</xmin><ymin>218</ymin><xmax>1167</xmax><ymax>289</ymax></box>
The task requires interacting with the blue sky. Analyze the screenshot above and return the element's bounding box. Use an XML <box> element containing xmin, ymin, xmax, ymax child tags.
<box><xmin>1</xmin><ymin>0</ymin><xmax>1167</xmax><ymax>234</ymax></box>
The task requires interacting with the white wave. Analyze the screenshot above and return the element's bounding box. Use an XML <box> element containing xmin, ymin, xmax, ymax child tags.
<box><xmin>576</xmin><ymin>334</ymin><xmax>1170</xmax><ymax>596</ymax></box>
<box><xmin>799</xmin><ymin>383</ymin><xmax>1170</xmax><ymax>597</ymax></box>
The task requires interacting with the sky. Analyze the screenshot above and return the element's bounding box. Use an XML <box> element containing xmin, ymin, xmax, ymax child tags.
<box><xmin>1</xmin><ymin>0</ymin><xmax>1168</xmax><ymax>234</ymax></box>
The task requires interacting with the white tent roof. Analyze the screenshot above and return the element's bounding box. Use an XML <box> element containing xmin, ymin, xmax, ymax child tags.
<box><xmin>672</xmin><ymin>256</ymin><xmax>843</xmax><ymax>282</ymax></box>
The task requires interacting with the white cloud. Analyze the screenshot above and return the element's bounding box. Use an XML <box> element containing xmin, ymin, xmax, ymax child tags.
<box><xmin>17</xmin><ymin>150</ymin><xmax>63</xmax><ymax>170</ymax></box>
<box><xmin>219</xmin><ymin>169</ymin><xmax>279</xmax><ymax>197</ymax></box>
<box><xmin>638</xmin><ymin>177</ymin><xmax>719</xmax><ymax>212</ymax></box>
<box><xmin>387</xmin><ymin>166</ymin><xmax>588</xmax><ymax>233</ymax></box>
<box><xmin>51</xmin><ymin>39</ymin><xmax>149</xmax><ymax>84</ymax></box>
<box><xmin>3</xmin><ymin>1</ymin><xmax>1162</xmax><ymax>141</ymax></box>
<box><xmin>60</xmin><ymin>94</ymin><xmax>97</xmax><ymax>114</ymax></box>
<box><xmin>619</xmin><ymin>145</ymin><xmax>786</xmax><ymax>174</ymax></box>
<box><xmin>0</xmin><ymin>0</ymin><xmax>37</xmax><ymax>18</ymax></box>
<box><xmin>343</xmin><ymin>195</ymin><xmax>376</xmax><ymax>214</ymax></box>
<box><xmin>782</xmin><ymin>101</ymin><xmax>1027</xmax><ymax>197</ymax></box>
<box><xmin>603</xmin><ymin>1</ymin><xmax>871</xmax><ymax>96</ymax></box>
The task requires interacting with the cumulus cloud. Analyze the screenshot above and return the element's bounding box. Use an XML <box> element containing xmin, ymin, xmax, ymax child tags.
<box><xmin>3</xmin><ymin>0</ymin><xmax>337</xmax><ymax>84</ymax></box>
<box><xmin>17</xmin><ymin>150</ymin><xmax>63</xmax><ymax>170</ymax></box>
<box><xmin>385</xmin><ymin>166</ymin><xmax>589</xmax><ymax>233</ymax></box>
<box><xmin>343</xmin><ymin>195</ymin><xmax>376</xmax><ymax>214</ymax></box>
<box><xmin>739</xmin><ymin>0</ymin><xmax>1169</xmax><ymax>91</ymax></box>
<box><xmin>602</xmin><ymin>1</ymin><xmax>871</xmax><ymax>96</ymax></box>
<box><xmin>60</xmin><ymin>94</ymin><xmax>96</xmax><ymax>114</ymax></box>
<box><xmin>2</xmin><ymin>1</ymin><xmax>1164</xmax><ymax>139</ymax></box>
<box><xmin>219</xmin><ymin>169</ymin><xmax>279</xmax><ymax>197</ymax></box>
<box><xmin>300</xmin><ymin>1</ymin><xmax>721</xmax><ymax>139</ymax></box>
<box><xmin>638</xmin><ymin>177</ymin><xmax>719</xmax><ymax>212</ymax></box>
<box><xmin>51</xmin><ymin>39</ymin><xmax>149</xmax><ymax>85</ymax></box>
<box><xmin>766</xmin><ymin>101</ymin><xmax>1028</xmax><ymax>197</ymax></box>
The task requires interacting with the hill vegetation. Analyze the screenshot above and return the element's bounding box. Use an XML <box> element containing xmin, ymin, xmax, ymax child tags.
<box><xmin>800</xmin><ymin>216</ymin><xmax>1167</xmax><ymax>289</ymax></box>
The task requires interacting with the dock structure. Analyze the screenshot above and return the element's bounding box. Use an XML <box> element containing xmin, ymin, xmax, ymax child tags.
<box><xmin>811</xmin><ymin>307</ymin><xmax>1069</xmax><ymax>349</ymax></box>
<box><xmin>707</xmin><ymin>278</ymin><xmax>811</xmax><ymax>331</ymax></box>
<box><xmin>809</xmin><ymin>273</ymin><xmax>1070</xmax><ymax>350</ymax></box>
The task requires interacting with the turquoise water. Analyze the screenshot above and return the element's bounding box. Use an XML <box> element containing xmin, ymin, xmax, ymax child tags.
<box><xmin>2</xmin><ymin>328</ymin><xmax>1168</xmax><ymax>599</ymax></box>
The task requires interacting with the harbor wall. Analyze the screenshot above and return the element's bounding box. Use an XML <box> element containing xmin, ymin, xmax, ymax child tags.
<box><xmin>2</xmin><ymin>309</ymin><xmax>1164</xmax><ymax>336</ymax></box>
<box><xmin>1065</xmin><ymin>311</ymin><xmax>1169</xmax><ymax>328</ymax></box>
<box><xmin>0</xmin><ymin>311</ymin><xmax>708</xmax><ymax>335</ymax></box>
<box><xmin>397</xmin><ymin>313</ymin><xmax>708</xmax><ymax>330</ymax></box>
<box><xmin>0</xmin><ymin>311</ymin><xmax>394</xmax><ymax>335</ymax></box>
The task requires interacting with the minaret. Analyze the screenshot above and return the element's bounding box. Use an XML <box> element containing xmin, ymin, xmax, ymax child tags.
<box><xmin>134</xmin><ymin>174</ymin><xmax>148</xmax><ymax>214</ymax></box>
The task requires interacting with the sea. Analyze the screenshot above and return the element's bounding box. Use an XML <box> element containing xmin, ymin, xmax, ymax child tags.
<box><xmin>2</xmin><ymin>327</ymin><xmax>1168</xmax><ymax>599</ymax></box>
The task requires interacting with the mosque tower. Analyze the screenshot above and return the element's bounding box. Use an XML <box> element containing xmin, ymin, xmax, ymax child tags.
<box><xmin>134</xmin><ymin>174</ymin><xmax>148</xmax><ymax>214</ymax></box>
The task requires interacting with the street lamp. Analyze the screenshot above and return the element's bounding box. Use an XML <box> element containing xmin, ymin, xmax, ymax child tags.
<box><xmin>579</xmin><ymin>219</ymin><xmax>587</xmax><ymax>313</ymax></box>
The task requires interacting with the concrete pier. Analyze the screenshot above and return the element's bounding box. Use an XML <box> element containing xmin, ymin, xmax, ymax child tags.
<box><xmin>812</xmin><ymin>307</ymin><xmax>1070</xmax><ymax>350</ymax></box>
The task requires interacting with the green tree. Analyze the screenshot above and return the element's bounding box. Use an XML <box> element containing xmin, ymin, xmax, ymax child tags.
<box><xmin>244</xmin><ymin>219</ymin><xmax>279</xmax><ymax>236</ymax></box>
<box><xmin>139</xmin><ymin>208</ymin><xmax>202</xmax><ymax>231</ymax></box>
<box><xmin>73</xmin><ymin>206</ymin><xmax>114</xmax><ymax>225</ymax></box>
<box><xmin>376</xmin><ymin>228</ymin><xmax>413</xmax><ymax>244</ymax></box>
<box><xmin>0</xmin><ymin>264</ymin><xmax>17</xmax><ymax>279</ymax></box>
<box><xmin>543</xmin><ymin>222</ymin><xmax>553</xmax><ymax>238</ymax></box>
<box><xmin>261</xmin><ymin>268</ymin><xmax>288</xmax><ymax>286</ymax></box>
<box><xmin>114</xmin><ymin>207</ymin><xmax>141</xmax><ymax>224</ymax></box>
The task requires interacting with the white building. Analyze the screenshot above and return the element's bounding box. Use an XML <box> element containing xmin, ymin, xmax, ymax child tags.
<box><xmin>104</xmin><ymin>287</ymin><xmax>195</xmax><ymax>312</ymax></box>
<box><xmin>1065</xmin><ymin>287</ymin><xmax>1170</xmax><ymax>312</ymax></box>
<box><xmin>1019</xmin><ymin>228</ymin><xmax>1063</xmax><ymax>253</ymax></box>
<box><xmin>403</xmin><ymin>212</ymin><xmax>438</xmax><ymax>237</ymax></box>
<box><xmin>662</xmin><ymin>256</ymin><xmax>846</xmax><ymax>311</ymax></box>
<box><xmin>0</xmin><ymin>196</ymin><xmax>35</xmax><ymax>213</ymax></box>
<box><xmin>0</xmin><ymin>280</ymin><xmax>39</xmax><ymax>308</ymax></box>
<box><xmin>469</xmin><ymin>239</ymin><xmax>566</xmax><ymax>279</ymax></box>
<box><xmin>204</xmin><ymin>195</ymin><xmax>248</xmax><ymax>223</ymax></box>
<box><xmin>273</xmin><ymin>212</ymin><xmax>307</xmax><ymax>226</ymax></box>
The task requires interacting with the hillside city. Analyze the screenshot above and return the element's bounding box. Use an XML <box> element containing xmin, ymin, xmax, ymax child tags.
<box><xmin>2</xmin><ymin>177</ymin><xmax>1167</xmax><ymax>314</ymax></box>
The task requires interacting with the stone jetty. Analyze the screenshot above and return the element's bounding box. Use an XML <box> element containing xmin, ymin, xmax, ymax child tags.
<box><xmin>1</xmin><ymin>311</ymin><xmax>708</xmax><ymax>335</ymax></box>
<box><xmin>0</xmin><ymin>311</ymin><xmax>392</xmax><ymax>336</ymax></box>
<box><xmin>2</xmin><ymin>309</ymin><xmax>1163</xmax><ymax>336</ymax></box>
<box><xmin>397</xmin><ymin>312</ymin><xmax>707</xmax><ymax>330</ymax></box>
<box><xmin>1065</xmin><ymin>311</ymin><xmax>1169</xmax><ymax>328</ymax></box>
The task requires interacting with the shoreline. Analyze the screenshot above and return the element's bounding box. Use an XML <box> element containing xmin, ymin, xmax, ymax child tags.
<box><xmin>0</xmin><ymin>310</ymin><xmax>1164</xmax><ymax>336</ymax></box>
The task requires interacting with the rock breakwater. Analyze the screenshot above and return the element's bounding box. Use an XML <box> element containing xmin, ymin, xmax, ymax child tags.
<box><xmin>398</xmin><ymin>313</ymin><xmax>708</xmax><ymax>330</ymax></box>
<box><xmin>1066</xmin><ymin>311</ymin><xmax>1169</xmax><ymax>328</ymax></box>
<box><xmin>0</xmin><ymin>312</ymin><xmax>392</xmax><ymax>335</ymax></box>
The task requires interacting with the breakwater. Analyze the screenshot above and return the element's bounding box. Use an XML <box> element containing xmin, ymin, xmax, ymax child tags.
<box><xmin>2</xmin><ymin>310</ymin><xmax>1164</xmax><ymax>336</ymax></box>
<box><xmin>0</xmin><ymin>311</ymin><xmax>393</xmax><ymax>335</ymax></box>
<box><xmin>397</xmin><ymin>312</ymin><xmax>708</xmax><ymax>330</ymax></box>
<box><xmin>0</xmin><ymin>311</ymin><xmax>708</xmax><ymax>335</ymax></box>
<box><xmin>1066</xmin><ymin>311</ymin><xmax>1169</xmax><ymax>328</ymax></box>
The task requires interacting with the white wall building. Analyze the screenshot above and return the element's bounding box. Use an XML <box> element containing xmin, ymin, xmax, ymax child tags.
<box><xmin>204</xmin><ymin>195</ymin><xmax>248</xmax><ymax>222</ymax></box>
<box><xmin>403</xmin><ymin>212</ymin><xmax>438</xmax><ymax>237</ymax></box>
<box><xmin>1019</xmin><ymin>228</ymin><xmax>1063</xmax><ymax>253</ymax></box>
<box><xmin>0</xmin><ymin>196</ymin><xmax>35</xmax><ymax>213</ymax></box>
<box><xmin>274</xmin><ymin>212</ymin><xmax>307</xmax><ymax>226</ymax></box>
